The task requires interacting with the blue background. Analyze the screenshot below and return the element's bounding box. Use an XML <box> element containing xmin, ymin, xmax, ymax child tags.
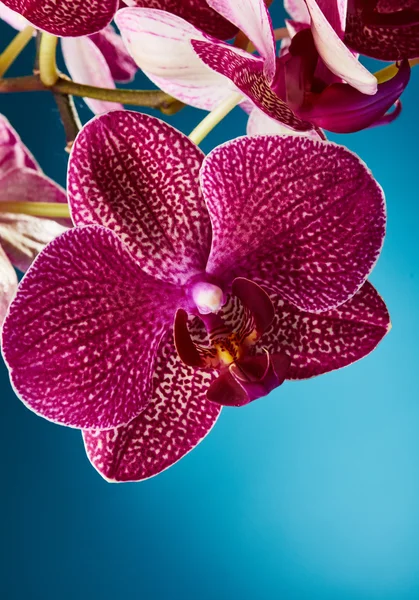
<box><xmin>1</xmin><ymin>4</ymin><xmax>419</xmax><ymax>599</ymax></box>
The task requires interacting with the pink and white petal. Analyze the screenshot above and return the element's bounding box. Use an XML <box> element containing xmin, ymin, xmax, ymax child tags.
<box><xmin>0</xmin><ymin>114</ymin><xmax>39</xmax><ymax>174</ymax></box>
<box><xmin>0</xmin><ymin>3</ymin><xmax>30</xmax><ymax>31</ymax></box>
<box><xmin>0</xmin><ymin>214</ymin><xmax>67</xmax><ymax>272</ymax></box>
<box><xmin>202</xmin><ymin>135</ymin><xmax>386</xmax><ymax>313</ymax></box>
<box><xmin>305</xmin><ymin>0</ymin><xmax>377</xmax><ymax>95</ymax></box>
<box><xmin>2</xmin><ymin>226</ymin><xmax>183</xmax><ymax>430</ymax></box>
<box><xmin>115</xmin><ymin>8</ymin><xmax>233</xmax><ymax>110</ymax></box>
<box><xmin>206</xmin><ymin>0</ymin><xmax>276</xmax><ymax>79</ymax></box>
<box><xmin>61</xmin><ymin>37</ymin><xmax>123</xmax><ymax>114</ymax></box>
<box><xmin>0</xmin><ymin>246</ymin><xmax>18</xmax><ymax>327</ymax></box>
<box><xmin>260</xmin><ymin>280</ymin><xmax>390</xmax><ymax>379</ymax></box>
<box><xmin>315</xmin><ymin>0</ymin><xmax>348</xmax><ymax>38</ymax></box>
<box><xmin>247</xmin><ymin>107</ymin><xmax>323</xmax><ymax>139</ymax></box>
<box><xmin>0</xmin><ymin>0</ymin><xmax>119</xmax><ymax>36</ymax></box>
<box><xmin>68</xmin><ymin>111</ymin><xmax>212</xmax><ymax>286</ymax></box>
<box><xmin>284</xmin><ymin>0</ymin><xmax>310</xmax><ymax>22</ymax></box>
<box><xmin>88</xmin><ymin>25</ymin><xmax>137</xmax><ymax>83</ymax></box>
<box><xmin>192</xmin><ymin>39</ymin><xmax>313</xmax><ymax>132</ymax></box>
<box><xmin>125</xmin><ymin>0</ymin><xmax>238</xmax><ymax>40</ymax></box>
<box><xmin>83</xmin><ymin>330</ymin><xmax>221</xmax><ymax>482</ymax></box>
<box><xmin>0</xmin><ymin>167</ymin><xmax>70</xmax><ymax>228</ymax></box>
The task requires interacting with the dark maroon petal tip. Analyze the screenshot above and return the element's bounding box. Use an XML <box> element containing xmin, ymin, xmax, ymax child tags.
<box><xmin>232</xmin><ymin>278</ymin><xmax>275</xmax><ymax>335</ymax></box>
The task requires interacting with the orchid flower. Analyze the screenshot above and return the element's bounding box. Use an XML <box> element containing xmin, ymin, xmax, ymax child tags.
<box><xmin>0</xmin><ymin>0</ymin><xmax>237</xmax><ymax>38</ymax></box>
<box><xmin>0</xmin><ymin>114</ymin><xmax>68</xmax><ymax>325</ymax></box>
<box><xmin>2</xmin><ymin>111</ymin><xmax>390</xmax><ymax>482</ymax></box>
<box><xmin>116</xmin><ymin>0</ymin><xmax>410</xmax><ymax>135</ymax></box>
<box><xmin>0</xmin><ymin>2</ymin><xmax>137</xmax><ymax>114</ymax></box>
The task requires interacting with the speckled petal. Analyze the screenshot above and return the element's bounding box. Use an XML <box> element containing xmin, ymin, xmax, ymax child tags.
<box><xmin>1</xmin><ymin>225</ymin><xmax>182</xmax><ymax>430</ymax></box>
<box><xmin>0</xmin><ymin>0</ymin><xmax>119</xmax><ymax>36</ymax></box>
<box><xmin>0</xmin><ymin>3</ymin><xmax>30</xmax><ymax>31</ymax></box>
<box><xmin>82</xmin><ymin>329</ymin><xmax>221</xmax><ymax>482</ymax></box>
<box><xmin>0</xmin><ymin>114</ymin><xmax>39</xmax><ymax>174</ymax></box>
<box><xmin>247</xmin><ymin>107</ymin><xmax>323</xmax><ymax>139</ymax></box>
<box><xmin>206</xmin><ymin>0</ymin><xmax>276</xmax><ymax>78</ymax></box>
<box><xmin>201</xmin><ymin>135</ymin><xmax>386</xmax><ymax>313</ymax></box>
<box><xmin>191</xmin><ymin>39</ymin><xmax>313</xmax><ymax>132</ymax></box>
<box><xmin>89</xmin><ymin>25</ymin><xmax>137</xmax><ymax>83</ymax></box>
<box><xmin>305</xmin><ymin>0</ymin><xmax>377</xmax><ymax>95</ymax></box>
<box><xmin>0</xmin><ymin>246</ymin><xmax>17</xmax><ymax>326</ymax></box>
<box><xmin>115</xmin><ymin>8</ymin><xmax>233</xmax><ymax>110</ymax></box>
<box><xmin>345</xmin><ymin>0</ymin><xmax>419</xmax><ymax>60</ymax></box>
<box><xmin>260</xmin><ymin>280</ymin><xmax>390</xmax><ymax>378</ymax></box>
<box><xmin>125</xmin><ymin>0</ymin><xmax>238</xmax><ymax>39</ymax></box>
<box><xmin>68</xmin><ymin>111</ymin><xmax>211</xmax><ymax>286</ymax></box>
<box><xmin>61</xmin><ymin>37</ymin><xmax>123</xmax><ymax>114</ymax></box>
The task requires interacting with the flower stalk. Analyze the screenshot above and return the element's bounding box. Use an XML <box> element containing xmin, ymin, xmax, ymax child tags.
<box><xmin>188</xmin><ymin>92</ymin><xmax>243</xmax><ymax>145</ymax></box>
<box><xmin>0</xmin><ymin>26</ymin><xmax>35</xmax><ymax>78</ymax></box>
<box><xmin>374</xmin><ymin>58</ymin><xmax>419</xmax><ymax>84</ymax></box>
<box><xmin>39</xmin><ymin>33</ymin><xmax>59</xmax><ymax>86</ymax></box>
<box><xmin>0</xmin><ymin>201</ymin><xmax>71</xmax><ymax>218</ymax></box>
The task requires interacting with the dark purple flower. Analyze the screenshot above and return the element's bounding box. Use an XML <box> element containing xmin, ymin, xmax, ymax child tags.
<box><xmin>2</xmin><ymin>111</ymin><xmax>389</xmax><ymax>481</ymax></box>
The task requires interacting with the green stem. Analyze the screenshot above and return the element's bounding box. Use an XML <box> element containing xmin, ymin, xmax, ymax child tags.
<box><xmin>0</xmin><ymin>202</ymin><xmax>71</xmax><ymax>219</ymax></box>
<box><xmin>39</xmin><ymin>33</ymin><xmax>59</xmax><ymax>86</ymax></box>
<box><xmin>0</xmin><ymin>26</ymin><xmax>34</xmax><ymax>78</ymax></box>
<box><xmin>188</xmin><ymin>93</ymin><xmax>242</xmax><ymax>145</ymax></box>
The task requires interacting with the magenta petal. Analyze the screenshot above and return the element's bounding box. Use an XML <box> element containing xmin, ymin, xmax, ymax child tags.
<box><xmin>82</xmin><ymin>330</ymin><xmax>221</xmax><ymax>482</ymax></box>
<box><xmin>232</xmin><ymin>278</ymin><xmax>274</xmax><ymax>335</ymax></box>
<box><xmin>127</xmin><ymin>0</ymin><xmax>238</xmax><ymax>39</ymax></box>
<box><xmin>261</xmin><ymin>280</ymin><xmax>390</xmax><ymax>378</ymax></box>
<box><xmin>191</xmin><ymin>40</ymin><xmax>313</xmax><ymax>132</ymax></box>
<box><xmin>206</xmin><ymin>369</ymin><xmax>248</xmax><ymax>406</ymax></box>
<box><xmin>1</xmin><ymin>0</ymin><xmax>119</xmax><ymax>36</ymax></box>
<box><xmin>345</xmin><ymin>1</ymin><xmax>419</xmax><ymax>60</ymax></box>
<box><xmin>284</xmin><ymin>0</ymin><xmax>310</xmax><ymax>22</ymax></box>
<box><xmin>202</xmin><ymin>135</ymin><xmax>386</xmax><ymax>313</ymax></box>
<box><xmin>89</xmin><ymin>26</ymin><xmax>137</xmax><ymax>83</ymax></box>
<box><xmin>0</xmin><ymin>114</ymin><xmax>39</xmax><ymax>174</ymax></box>
<box><xmin>301</xmin><ymin>60</ymin><xmax>410</xmax><ymax>133</ymax></box>
<box><xmin>2</xmin><ymin>226</ymin><xmax>183</xmax><ymax>429</ymax></box>
<box><xmin>68</xmin><ymin>111</ymin><xmax>211</xmax><ymax>285</ymax></box>
<box><xmin>0</xmin><ymin>246</ymin><xmax>18</xmax><ymax>326</ymax></box>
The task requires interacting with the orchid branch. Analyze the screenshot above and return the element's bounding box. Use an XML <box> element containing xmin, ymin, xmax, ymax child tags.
<box><xmin>39</xmin><ymin>33</ymin><xmax>59</xmax><ymax>86</ymax></box>
<box><xmin>0</xmin><ymin>26</ymin><xmax>34</xmax><ymax>78</ymax></box>
<box><xmin>0</xmin><ymin>201</ymin><xmax>71</xmax><ymax>218</ymax></box>
<box><xmin>374</xmin><ymin>58</ymin><xmax>419</xmax><ymax>84</ymax></box>
<box><xmin>188</xmin><ymin>92</ymin><xmax>243</xmax><ymax>145</ymax></box>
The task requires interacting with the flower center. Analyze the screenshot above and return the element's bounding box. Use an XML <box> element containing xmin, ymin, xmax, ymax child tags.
<box><xmin>191</xmin><ymin>281</ymin><xmax>224</xmax><ymax>314</ymax></box>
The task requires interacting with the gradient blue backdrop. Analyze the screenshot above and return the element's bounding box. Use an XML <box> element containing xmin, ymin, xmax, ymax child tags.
<box><xmin>1</xmin><ymin>6</ymin><xmax>419</xmax><ymax>599</ymax></box>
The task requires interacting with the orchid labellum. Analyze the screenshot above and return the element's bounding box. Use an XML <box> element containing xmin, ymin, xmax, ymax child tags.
<box><xmin>2</xmin><ymin>111</ymin><xmax>390</xmax><ymax>481</ymax></box>
<box><xmin>0</xmin><ymin>115</ymin><xmax>68</xmax><ymax>324</ymax></box>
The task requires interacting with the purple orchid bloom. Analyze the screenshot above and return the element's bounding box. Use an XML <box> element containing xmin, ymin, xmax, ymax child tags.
<box><xmin>0</xmin><ymin>0</ymin><xmax>238</xmax><ymax>38</ymax></box>
<box><xmin>2</xmin><ymin>110</ymin><xmax>389</xmax><ymax>482</ymax></box>
<box><xmin>0</xmin><ymin>114</ymin><xmax>68</xmax><ymax>324</ymax></box>
<box><xmin>116</xmin><ymin>0</ymin><xmax>409</xmax><ymax>134</ymax></box>
<box><xmin>345</xmin><ymin>0</ymin><xmax>419</xmax><ymax>61</ymax></box>
<box><xmin>0</xmin><ymin>3</ymin><xmax>137</xmax><ymax>114</ymax></box>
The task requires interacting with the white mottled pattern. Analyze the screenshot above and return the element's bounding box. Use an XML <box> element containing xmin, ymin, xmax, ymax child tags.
<box><xmin>2</xmin><ymin>226</ymin><xmax>184</xmax><ymax>429</ymax></box>
<box><xmin>201</xmin><ymin>135</ymin><xmax>386</xmax><ymax>313</ymax></box>
<box><xmin>1</xmin><ymin>0</ymin><xmax>118</xmax><ymax>36</ymax></box>
<box><xmin>83</xmin><ymin>329</ymin><xmax>221</xmax><ymax>482</ymax></box>
<box><xmin>68</xmin><ymin>111</ymin><xmax>212</xmax><ymax>285</ymax></box>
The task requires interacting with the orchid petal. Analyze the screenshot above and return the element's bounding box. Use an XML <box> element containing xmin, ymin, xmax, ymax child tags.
<box><xmin>68</xmin><ymin>110</ymin><xmax>212</xmax><ymax>286</ymax></box>
<box><xmin>206</xmin><ymin>0</ymin><xmax>276</xmax><ymax>79</ymax></box>
<box><xmin>0</xmin><ymin>3</ymin><xmax>30</xmax><ymax>31</ymax></box>
<box><xmin>0</xmin><ymin>246</ymin><xmax>17</xmax><ymax>326</ymax></box>
<box><xmin>125</xmin><ymin>0</ymin><xmax>238</xmax><ymax>39</ymax></box>
<box><xmin>247</xmin><ymin>107</ymin><xmax>323</xmax><ymax>139</ymax></box>
<box><xmin>345</xmin><ymin>1</ymin><xmax>419</xmax><ymax>60</ymax></box>
<box><xmin>191</xmin><ymin>39</ymin><xmax>313</xmax><ymax>132</ymax></box>
<box><xmin>261</xmin><ymin>280</ymin><xmax>390</xmax><ymax>378</ymax></box>
<box><xmin>115</xmin><ymin>8</ymin><xmax>233</xmax><ymax>110</ymax></box>
<box><xmin>0</xmin><ymin>0</ymin><xmax>119</xmax><ymax>37</ymax></box>
<box><xmin>284</xmin><ymin>0</ymin><xmax>310</xmax><ymax>23</ymax></box>
<box><xmin>83</xmin><ymin>330</ymin><xmax>221</xmax><ymax>482</ymax></box>
<box><xmin>301</xmin><ymin>60</ymin><xmax>410</xmax><ymax>133</ymax></box>
<box><xmin>201</xmin><ymin>135</ymin><xmax>385</xmax><ymax>313</ymax></box>
<box><xmin>88</xmin><ymin>26</ymin><xmax>137</xmax><ymax>83</ymax></box>
<box><xmin>315</xmin><ymin>0</ymin><xmax>348</xmax><ymax>38</ymax></box>
<box><xmin>305</xmin><ymin>0</ymin><xmax>377</xmax><ymax>94</ymax></box>
<box><xmin>61</xmin><ymin>37</ymin><xmax>123</xmax><ymax>114</ymax></box>
<box><xmin>0</xmin><ymin>114</ymin><xmax>39</xmax><ymax>174</ymax></box>
<box><xmin>2</xmin><ymin>225</ymin><xmax>183</xmax><ymax>429</ymax></box>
